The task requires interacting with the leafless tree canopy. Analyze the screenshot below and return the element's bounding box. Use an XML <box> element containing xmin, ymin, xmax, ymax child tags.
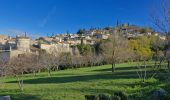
<box><xmin>151</xmin><ymin>0</ymin><xmax>170</xmax><ymax>56</ymax></box>
<box><xmin>100</xmin><ymin>32</ymin><xmax>132</xmax><ymax>72</ymax></box>
<box><xmin>150</xmin><ymin>0</ymin><xmax>170</xmax><ymax>79</ymax></box>
<box><xmin>151</xmin><ymin>0</ymin><xmax>170</xmax><ymax>34</ymax></box>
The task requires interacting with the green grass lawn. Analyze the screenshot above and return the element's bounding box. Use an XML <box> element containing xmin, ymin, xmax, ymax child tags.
<box><xmin>0</xmin><ymin>62</ymin><xmax>169</xmax><ymax>100</ymax></box>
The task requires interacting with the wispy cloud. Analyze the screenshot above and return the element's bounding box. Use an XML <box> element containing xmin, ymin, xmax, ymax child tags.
<box><xmin>7</xmin><ymin>29</ymin><xmax>25</xmax><ymax>36</ymax></box>
<box><xmin>39</xmin><ymin>6</ymin><xmax>57</xmax><ymax>28</ymax></box>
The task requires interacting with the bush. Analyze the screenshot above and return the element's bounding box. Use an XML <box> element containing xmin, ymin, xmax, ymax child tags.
<box><xmin>85</xmin><ymin>94</ymin><xmax>111</xmax><ymax>100</ymax></box>
<box><xmin>98</xmin><ymin>94</ymin><xmax>111</xmax><ymax>100</ymax></box>
<box><xmin>111</xmin><ymin>95</ymin><xmax>121</xmax><ymax>100</ymax></box>
<box><xmin>85</xmin><ymin>95</ymin><xmax>99</xmax><ymax>100</ymax></box>
<box><xmin>85</xmin><ymin>91</ymin><xmax>128</xmax><ymax>100</ymax></box>
<box><xmin>113</xmin><ymin>91</ymin><xmax>128</xmax><ymax>100</ymax></box>
<box><xmin>150</xmin><ymin>88</ymin><xmax>167</xmax><ymax>100</ymax></box>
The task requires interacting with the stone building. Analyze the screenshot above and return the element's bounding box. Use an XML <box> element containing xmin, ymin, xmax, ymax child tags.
<box><xmin>0</xmin><ymin>36</ymin><xmax>32</xmax><ymax>61</ymax></box>
<box><xmin>16</xmin><ymin>36</ymin><xmax>30</xmax><ymax>52</ymax></box>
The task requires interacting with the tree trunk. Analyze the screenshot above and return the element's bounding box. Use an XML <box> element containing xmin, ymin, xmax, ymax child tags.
<box><xmin>33</xmin><ymin>70</ymin><xmax>36</xmax><ymax>77</ymax></box>
<box><xmin>143</xmin><ymin>61</ymin><xmax>147</xmax><ymax>82</ymax></box>
<box><xmin>168</xmin><ymin>60</ymin><xmax>170</xmax><ymax>68</ymax></box>
<box><xmin>154</xmin><ymin>59</ymin><xmax>157</xmax><ymax>69</ymax></box>
<box><xmin>21</xmin><ymin>79</ymin><xmax>23</xmax><ymax>91</ymax></box>
<box><xmin>112</xmin><ymin>63</ymin><xmax>115</xmax><ymax>72</ymax></box>
<box><xmin>16</xmin><ymin>75</ymin><xmax>24</xmax><ymax>91</ymax></box>
<box><xmin>168</xmin><ymin>60</ymin><xmax>170</xmax><ymax>75</ymax></box>
<box><xmin>1</xmin><ymin>71</ymin><xmax>6</xmax><ymax>89</ymax></box>
<box><xmin>48</xmin><ymin>68</ymin><xmax>51</xmax><ymax>77</ymax></box>
<box><xmin>38</xmin><ymin>69</ymin><xmax>41</xmax><ymax>73</ymax></box>
<box><xmin>56</xmin><ymin>65</ymin><xmax>59</xmax><ymax>71</ymax></box>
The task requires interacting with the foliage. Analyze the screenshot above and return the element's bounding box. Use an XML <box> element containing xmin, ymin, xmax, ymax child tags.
<box><xmin>104</xmin><ymin>26</ymin><xmax>113</xmax><ymax>30</ymax></box>
<box><xmin>77</xmin><ymin>29</ymin><xmax>86</xmax><ymax>36</ymax></box>
<box><xmin>140</xmin><ymin>27</ymin><xmax>152</xmax><ymax>33</ymax></box>
<box><xmin>98</xmin><ymin>94</ymin><xmax>111</xmax><ymax>100</ymax></box>
<box><xmin>85</xmin><ymin>95</ymin><xmax>99</xmax><ymax>100</ymax></box>
<box><xmin>77</xmin><ymin>44</ymin><xmax>92</xmax><ymax>55</ymax></box>
<box><xmin>111</xmin><ymin>95</ymin><xmax>121</xmax><ymax>100</ymax></box>
<box><xmin>128</xmin><ymin>36</ymin><xmax>157</xmax><ymax>60</ymax></box>
<box><xmin>112</xmin><ymin>91</ymin><xmax>128</xmax><ymax>100</ymax></box>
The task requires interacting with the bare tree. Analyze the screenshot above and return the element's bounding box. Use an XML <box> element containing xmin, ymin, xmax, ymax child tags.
<box><xmin>151</xmin><ymin>0</ymin><xmax>170</xmax><ymax>52</ymax></box>
<box><xmin>39</xmin><ymin>52</ymin><xmax>60</xmax><ymax>77</ymax></box>
<box><xmin>88</xmin><ymin>54</ymin><xmax>104</xmax><ymax>66</ymax></box>
<box><xmin>150</xmin><ymin>0</ymin><xmax>170</xmax><ymax>35</ymax></box>
<box><xmin>150</xmin><ymin>0</ymin><xmax>170</xmax><ymax>76</ymax></box>
<box><xmin>0</xmin><ymin>58</ymin><xmax>8</xmax><ymax>88</ymax></box>
<box><xmin>72</xmin><ymin>55</ymin><xmax>82</xmax><ymax>68</ymax></box>
<box><xmin>0</xmin><ymin>58</ymin><xmax>8</xmax><ymax>76</ymax></box>
<box><xmin>27</xmin><ymin>54</ymin><xmax>42</xmax><ymax>77</ymax></box>
<box><xmin>7</xmin><ymin>55</ymin><xmax>32</xmax><ymax>91</ymax></box>
<box><xmin>101</xmin><ymin>31</ymin><xmax>131</xmax><ymax>72</ymax></box>
<box><xmin>136</xmin><ymin>61</ymin><xmax>147</xmax><ymax>83</ymax></box>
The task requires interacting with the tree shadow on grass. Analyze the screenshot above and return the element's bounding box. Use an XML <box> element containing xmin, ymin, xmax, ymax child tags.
<box><xmin>10</xmin><ymin>94</ymin><xmax>41</xmax><ymax>100</ymax></box>
<box><xmin>8</xmin><ymin>71</ymin><xmax>148</xmax><ymax>84</ymax></box>
<box><xmin>92</xmin><ymin>66</ymin><xmax>137</xmax><ymax>72</ymax></box>
<box><xmin>92</xmin><ymin>66</ymin><xmax>154</xmax><ymax>72</ymax></box>
<box><xmin>7</xmin><ymin>65</ymin><xmax>167</xmax><ymax>84</ymax></box>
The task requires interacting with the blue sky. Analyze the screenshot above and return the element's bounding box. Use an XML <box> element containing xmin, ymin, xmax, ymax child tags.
<box><xmin>0</xmin><ymin>0</ymin><xmax>156</xmax><ymax>37</ymax></box>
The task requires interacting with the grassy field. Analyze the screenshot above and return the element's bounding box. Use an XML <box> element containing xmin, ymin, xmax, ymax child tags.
<box><xmin>0</xmin><ymin>62</ymin><xmax>169</xmax><ymax>100</ymax></box>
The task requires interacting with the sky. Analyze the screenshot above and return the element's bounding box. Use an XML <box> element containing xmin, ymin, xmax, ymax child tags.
<box><xmin>0</xmin><ymin>0</ymin><xmax>157</xmax><ymax>38</ymax></box>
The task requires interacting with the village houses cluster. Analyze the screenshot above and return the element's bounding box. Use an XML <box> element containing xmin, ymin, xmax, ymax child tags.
<box><xmin>0</xmin><ymin>24</ymin><xmax>166</xmax><ymax>60</ymax></box>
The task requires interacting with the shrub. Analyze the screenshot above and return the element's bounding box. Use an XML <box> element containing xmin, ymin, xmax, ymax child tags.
<box><xmin>113</xmin><ymin>91</ymin><xmax>128</xmax><ymax>100</ymax></box>
<box><xmin>150</xmin><ymin>88</ymin><xmax>167</xmax><ymax>100</ymax></box>
<box><xmin>85</xmin><ymin>95</ymin><xmax>99</xmax><ymax>100</ymax></box>
<box><xmin>85</xmin><ymin>91</ymin><xmax>128</xmax><ymax>100</ymax></box>
<box><xmin>98</xmin><ymin>94</ymin><xmax>111</xmax><ymax>100</ymax></box>
<box><xmin>85</xmin><ymin>94</ymin><xmax>111</xmax><ymax>100</ymax></box>
<box><xmin>111</xmin><ymin>95</ymin><xmax>121</xmax><ymax>100</ymax></box>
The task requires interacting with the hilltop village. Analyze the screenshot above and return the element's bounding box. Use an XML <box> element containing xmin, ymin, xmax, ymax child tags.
<box><xmin>0</xmin><ymin>24</ymin><xmax>166</xmax><ymax>60</ymax></box>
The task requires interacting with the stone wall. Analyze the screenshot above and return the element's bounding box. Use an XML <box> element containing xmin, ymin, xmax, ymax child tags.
<box><xmin>0</xmin><ymin>51</ymin><xmax>10</xmax><ymax>61</ymax></box>
<box><xmin>40</xmin><ymin>43</ymin><xmax>71</xmax><ymax>54</ymax></box>
<box><xmin>10</xmin><ymin>50</ymin><xmax>26</xmax><ymax>58</ymax></box>
<box><xmin>0</xmin><ymin>50</ymin><xmax>29</xmax><ymax>61</ymax></box>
